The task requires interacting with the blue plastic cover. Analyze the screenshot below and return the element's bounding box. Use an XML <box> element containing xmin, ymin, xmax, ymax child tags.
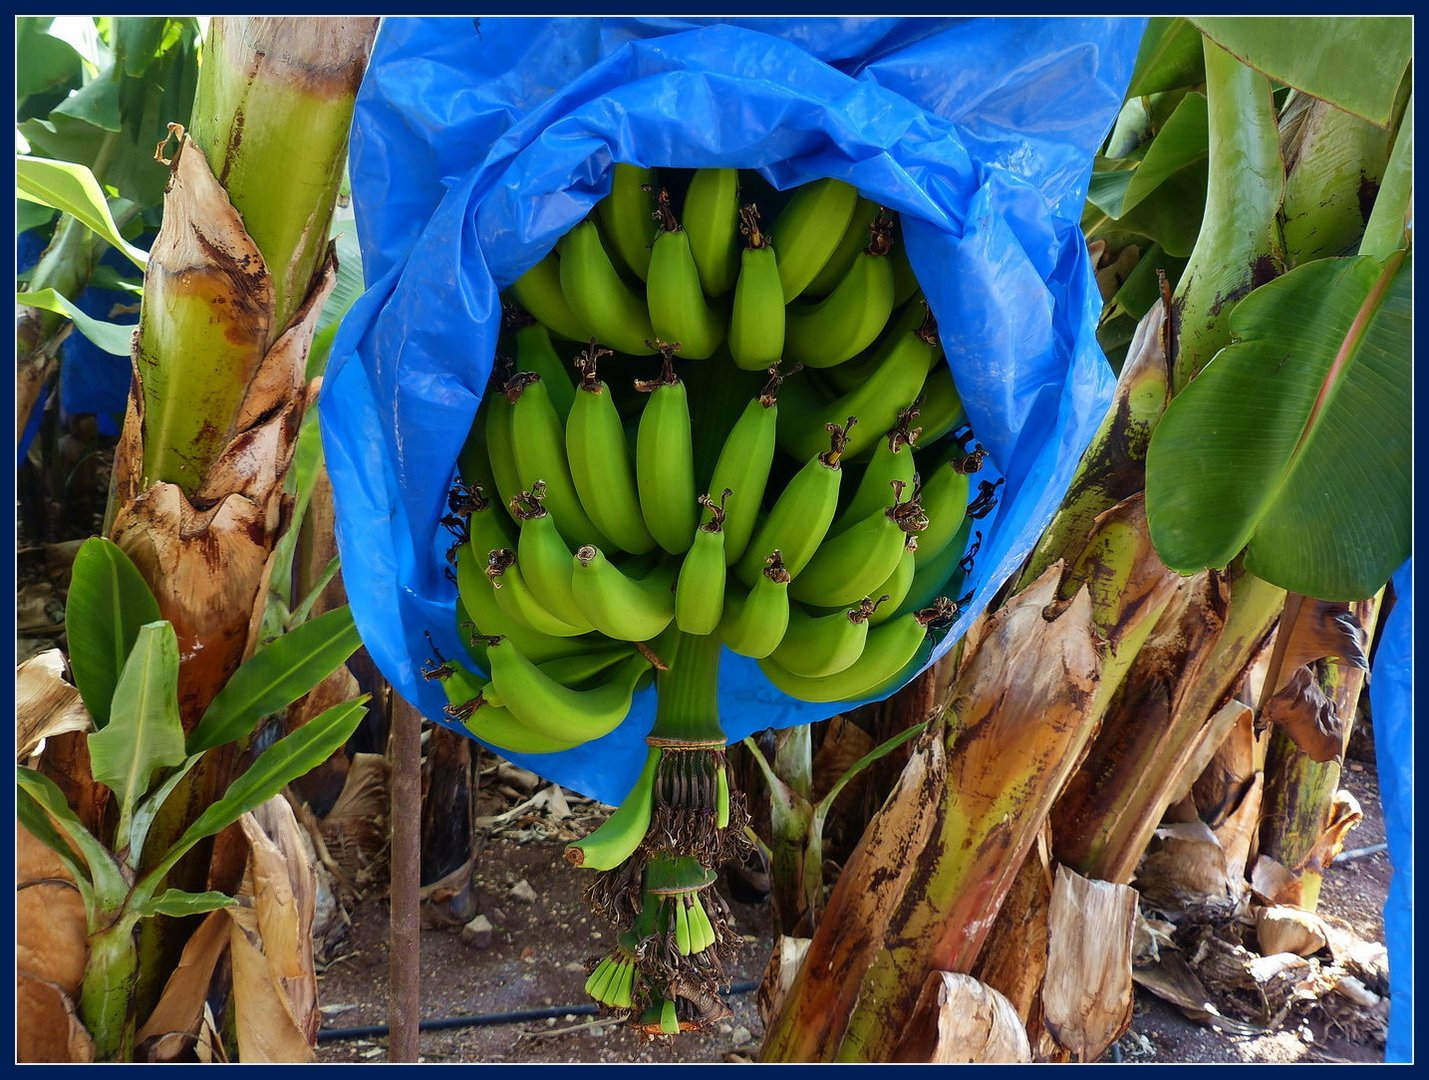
<box><xmin>322</xmin><ymin>16</ymin><xmax>1144</xmax><ymax>804</ymax></box>
<box><xmin>1371</xmin><ymin>559</ymin><xmax>1412</xmax><ymax>1062</ymax></box>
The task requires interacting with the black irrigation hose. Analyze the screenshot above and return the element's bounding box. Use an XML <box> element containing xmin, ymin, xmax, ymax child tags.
<box><xmin>318</xmin><ymin>979</ymin><xmax>761</xmax><ymax>1043</ymax></box>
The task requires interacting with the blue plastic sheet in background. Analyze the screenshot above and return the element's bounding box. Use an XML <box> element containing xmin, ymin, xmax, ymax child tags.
<box><xmin>1371</xmin><ymin>559</ymin><xmax>1412</xmax><ymax>1062</ymax></box>
<box><xmin>322</xmin><ymin>17</ymin><xmax>1145</xmax><ymax>805</ymax></box>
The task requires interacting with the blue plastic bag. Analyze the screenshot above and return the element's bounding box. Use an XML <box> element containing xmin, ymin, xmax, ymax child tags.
<box><xmin>322</xmin><ymin>17</ymin><xmax>1144</xmax><ymax>804</ymax></box>
<box><xmin>1371</xmin><ymin>559</ymin><xmax>1412</xmax><ymax>1062</ymax></box>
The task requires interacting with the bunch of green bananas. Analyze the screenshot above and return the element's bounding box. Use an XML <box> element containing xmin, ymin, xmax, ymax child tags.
<box><xmin>428</xmin><ymin>165</ymin><xmax>996</xmax><ymax>1030</ymax></box>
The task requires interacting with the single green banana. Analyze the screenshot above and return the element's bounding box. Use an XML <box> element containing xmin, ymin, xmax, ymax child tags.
<box><xmin>456</xmin><ymin>552</ymin><xmax>596</xmax><ymax>665</ymax></box>
<box><xmin>707</xmin><ymin>372</ymin><xmax>781</xmax><ymax>565</ymax></box>
<box><xmin>837</xmin><ymin>413</ymin><xmax>920</xmax><ymax>529</ymax></box>
<box><xmin>510</xmin><ymin>316</ymin><xmax>575</xmax><ymax>420</ymax></box>
<box><xmin>693</xmin><ymin>893</ymin><xmax>718</xmax><ymax>953</ymax></box>
<box><xmin>715</xmin><ymin>763</ymin><xmax>731</xmax><ymax>828</ymax></box>
<box><xmin>898</xmin><ymin>517</ymin><xmax>975</xmax><ymax>617</ymax></box>
<box><xmin>508</xmin><ymin>373</ymin><xmax>611</xmax><ymax>549</ymax></box>
<box><xmin>557</xmin><ymin>220</ymin><xmax>656</xmax><ymax>355</ymax></box>
<box><xmin>566</xmin><ymin>746</ymin><xmax>661</xmax><ymax>869</ymax></box>
<box><xmin>511</xmin><ymin>483</ymin><xmax>589</xmax><ymax>628</ymax></box>
<box><xmin>869</xmin><ymin>536</ymin><xmax>918</xmax><ymax>626</ymax></box>
<box><xmin>635</xmin><ymin>350</ymin><xmax>699</xmax><ymax>554</ymax></box>
<box><xmin>783</xmin><ymin>211</ymin><xmax>895</xmax><ymax>368</ymax></box>
<box><xmin>452</xmin><ymin>646</ymin><xmax>633</xmax><ymax>711</ymax></box>
<box><xmin>914</xmin><ymin>365</ymin><xmax>967</xmax><ymax>449</ymax></box>
<box><xmin>486</xmin><ymin>548</ymin><xmax>590</xmax><ymax>637</ymax></box>
<box><xmin>914</xmin><ymin>447</ymin><xmax>982</xmax><ymax>566</ymax></box>
<box><xmin>660</xmin><ymin>997</ymin><xmax>680</xmax><ymax>1035</ymax></box>
<box><xmin>773</xmin><ymin>178</ymin><xmax>860</xmax><ymax>301</ymax></box>
<box><xmin>789</xmin><ymin>486</ymin><xmax>925</xmax><ymax>608</ymax></box>
<box><xmin>719</xmin><ymin>551</ymin><xmax>792</xmax><ymax>658</ymax></box>
<box><xmin>585</xmin><ymin>955</ymin><xmax>619</xmax><ymax>1003</ymax></box>
<box><xmin>461</xmin><ymin>696</ymin><xmax>590</xmax><ymax>755</ymax></box>
<box><xmin>673</xmin><ymin>895</ymin><xmax>693</xmax><ymax>956</ymax></box>
<box><xmin>457</xmin><ymin>407</ymin><xmax>500</xmax><ymax>503</ymax></box>
<box><xmin>598</xmin><ymin>163</ymin><xmax>658</xmax><ymax>282</ymax></box>
<box><xmin>760</xmin><ymin>601</ymin><xmax>953</xmax><ymax>703</ymax></box>
<box><xmin>776</xmin><ymin>316</ymin><xmax>940</xmax><ymax>463</ymax></box>
<box><xmin>571</xmin><ymin>545</ymin><xmax>677</xmax><ymax>641</ymax></box>
<box><xmin>483</xmin><ymin>381</ymin><xmax>526</xmax><ymax>517</ymax></box>
<box><xmin>674</xmin><ymin>492</ymin><xmax>730</xmax><ymax>636</ymax></box>
<box><xmin>646</xmin><ymin>190</ymin><xmax>727</xmax><ymax>360</ymax></box>
<box><xmin>565</xmin><ymin>345</ymin><xmax>658</xmax><ymax>555</ymax></box>
<box><xmin>488</xmin><ymin>637</ymin><xmax>649</xmax><ymax>744</ymax></box>
<box><xmin>821</xmin><ymin>294</ymin><xmax>930</xmax><ymax>394</ymax></box>
<box><xmin>770</xmin><ymin>597</ymin><xmax>880</xmax><ymax>679</ymax></box>
<box><xmin>466</xmin><ymin>485</ymin><xmax>517</xmax><ymax>555</ymax></box>
<box><xmin>727</xmin><ymin>204</ymin><xmax>786</xmax><ymax>371</ymax></box>
<box><xmin>735</xmin><ymin>419</ymin><xmax>852</xmax><ymax>585</ymax></box>
<box><xmin>508</xmin><ymin>250</ymin><xmax>590</xmax><ymax>342</ymax></box>
<box><xmin>804</xmin><ymin>197</ymin><xmax>882</xmax><ymax>298</ymax></box>
<box><xmin>683</xmin><ymin>167</ymin><xmax>741</xmax><ymax>296</ymax></box>
<box><xmin>889</xmin><ymin>212</ymin><xmax>920</xmax><ymax>306</ymax></box>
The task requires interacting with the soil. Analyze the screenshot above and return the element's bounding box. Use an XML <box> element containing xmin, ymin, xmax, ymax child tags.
<box><xmin>316</xmin><ymin>746</ymin><xmax>1394</xmax><ymax>1065</ymax></box>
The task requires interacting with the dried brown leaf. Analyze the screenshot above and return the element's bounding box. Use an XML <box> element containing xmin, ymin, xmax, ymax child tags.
<box><xmin>1255</xmin><ymin>906</ymin><xmax>1330</xmax><ymax>957</ymax></box>
<box><xmin>809</xmin><ymin>714</ymin><xmax>875</xmax><ymax>806</ymax></box>
<box><xmin>1190</xmin><ymin>701</ymin><xmax>1260</xmax><ymax>828</ymax></box>
<box><xmin>17</xmin><ymin>973</ymin><xmax>95</xmax><ymax>1062</ymax></box>
<box><xmin>1250</xmin><ymin>855</ymin><xmax>1303</xmax><ymax>907</ymax></box>
<box><xmin>136</xmin><ymin>910</ymin><xmax>231</xmax><ymax>1058</ymax></box>
<box><xmin>757</xmin><ymin>936</ymin><xmax>811</xmax><ymax>1029</ymax></box>
<box><xmin>1272</xmin><ymin>599</ymin><xmax>1369</xmax><ymax>693</ymax></box>
<box><xmin>17</xmin><ymin>651</ymin><xmax>91</xmax><ymax>760</ymax></box>
<box><xmin>17</xmin><ymin>825</ymin><xmax>87</xmax><ymax>996</ymax></box>
<box><xmin>893</xmin><ymin>972</ymin><xmax>1031</xmax><ymax>1063</ymax></box>
<box><xmin>1263</xmin><ymin>666</ymin><xmax>1344</xmax><ymax>763</ymax></box>
<box><xmin>1042</xmin><ymin>866</ymin><xmax>1138</xmax><ymax>1061</ymax></box>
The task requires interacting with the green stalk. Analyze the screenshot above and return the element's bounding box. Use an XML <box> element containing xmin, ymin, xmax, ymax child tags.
<box><xmin>1360</xmin><ymin>94</ymin><xmax>1413</xmax><ymax>257</ymax></box>
<box><xmin>650</xmin><ymin>632</ymin><xmax>725</xmax><ymax>743</ymax></box>
<box><xmin>79</xmin><ymin>915</ymin><xmax>140</xmax><ymax>1062</ymax></box>
<box><xmin>1171</xmin><ymin>39</ymin><xmax>1285</xmax><ymax>391</ymax></box>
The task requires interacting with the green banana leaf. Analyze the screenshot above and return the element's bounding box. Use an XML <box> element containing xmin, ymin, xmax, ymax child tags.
<box><xmin>16</xmin><ymin>287</ymin><xmax>135</xmax><ymax>356</ymax></box>
<box><xmin>187</xmin><ymin>604</ymin><xmax>363</xmax><ymax>755</ymax></box>
<box><xmin>87</xmin><ymin>621</ymin><xmax>187</xmax><ymax>830</ymax></box>
<box><xmin>138</xmin><ymin>889</ymin><xmax>236</xmax><ymax>918</ymax></box>
<box><xmin>17</xmin><ymin>767</ymin><xmax>130</xmax><ymax>907</ymax></box>
<box><xmin>64</xmin><ymin>537</ymin><xmax>163</xmax><ymax>727</ymax></box>
<box><xmin>1146</xmin><ymin>251</ymin><xmax>1410</xmax><ymax>601</ymax></box>
<box><xmin>16</xmin><ymin>155</ymin><xmax>149</xmax><ymax>269</ymax></box>
<box><xmin>1192</xmin><ymin>17</ymin><xmax>1410</xmax><ymax>127</ymax></box>
<box><xmin>1126</xmin><ymin>17</ymin><xmax>1206</xmax><ymax>98</ymax></box>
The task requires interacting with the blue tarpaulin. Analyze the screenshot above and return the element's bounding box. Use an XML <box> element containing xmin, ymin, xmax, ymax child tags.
<box><xmin>322</xmin><ymin>16</ymin><xmax>1145</xmax><ymax>804</ymax></box>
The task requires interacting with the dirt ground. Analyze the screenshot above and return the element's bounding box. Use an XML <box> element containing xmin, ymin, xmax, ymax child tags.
<box><xmin>315</xmin><ymin>748</ymin><xmax>1393</xmax><ymax>1065</ymax></box>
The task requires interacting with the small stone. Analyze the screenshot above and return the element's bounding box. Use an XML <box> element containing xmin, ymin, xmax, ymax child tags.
<box><xmin>460</xmin><ymin>914</ymin><xmax>495</xmax><ymax>949</ymax></box>
<box><xmin>510</xmin><ymin>879</ymin><xmax>538</xmax><ymax>903</ymax></box>
<box><xmin>718</xmin><ymin>1023</ymin><xmax>733</xmax><ymax>1035</ymax></box>
<box><xmin>563</xmin><ymin>961</ymin><xmax>587</xmax><ymax>973</ymax></box>
<box><xmin>520</xmin><ymin>945</ymin><xmax>537</xmax><ymax>962</ymax></box>
<box><xmin>1347</xmin><ymin>761</ymin><xmax>1365</xmax><ymax>773</ymax></box>
<box><xmin>732</xmin><ymin>1025</ymin><xmax>752</xmax><ymax>1046</ymax></box>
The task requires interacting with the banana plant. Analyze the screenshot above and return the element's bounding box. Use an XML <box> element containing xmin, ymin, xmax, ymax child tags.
<box><xmin>19</xmin><ymin>538</ymin><xmax>367</xmax><ymax>1061</ymax></box>
<box><xmin>763</xmin><ymin>16</ymin><xmax>1411</xmax><ymax>1062</ymax></box>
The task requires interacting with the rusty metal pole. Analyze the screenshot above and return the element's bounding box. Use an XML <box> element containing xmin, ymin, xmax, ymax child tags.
<box><xmin>388</xmin><ymin>694</ymin><xmax>424</xmax><ymax>1062</ymax></box>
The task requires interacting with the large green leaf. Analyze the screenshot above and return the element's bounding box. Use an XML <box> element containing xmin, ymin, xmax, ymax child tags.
<box><xmin>1126</xmin><ymin>17</ymin><xmax>1206</xmax><ymax>98</ymax></box>
<box><xmin>16</xmin><ymin>18</ymin><xmax>85</xmax><ymax>108</ymax></box>
<box><xmin>16</xmin><ymin>287</ymin><xmax>135</xmax><ymax>355</ymax></box>
<box><xmin>87</xmin><ymin>622</ymin><xmax>187</xmax><ymax>832</ymax></box>
<box><xmin>65</xmin><ymin>537</ymin><xmax>163</xmax><ymax>727</ymax></box>
<box><xmin>16</xmin><ymin>156</ymin><xmax>149</xmax><ymax>269</ymax></box>
<box><xmin>187</xmin><ymin>605</ymin><xmax>363</xmax><ymax>755</ymax></box>
<box><xmin>127</xmin><ymin>754</ymin><xmax>202</xmax><ymax>867</ymax></box>
<box><xmin>1146</xmin><ymin>252</ymin><xmax>1410</xmax><ymax>600</ymax></box>
<box><xmin>1192</xmin><ymin>17</ymin><xmax>1410</xmax><ymax>127</ymax></box>
<box><xmin>141</xmin><ymin>698</ymin><xmax>369</xmax><ymax>893</ymax></box>
<box><xmin>139</xmin><ymin>889</ymin><xmax>235</xmax><ymax>919</ymax></box>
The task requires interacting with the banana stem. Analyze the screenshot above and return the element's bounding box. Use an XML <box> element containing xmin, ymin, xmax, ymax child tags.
<box><xmin>79</xmin><ymin>914</ymin><xmax>140</xmax><ymax>1062</ymax></box>
<box><xmin>651</xmin><ymin>632</ymin><xmax>725</xmax><ymax>743</ymax></box>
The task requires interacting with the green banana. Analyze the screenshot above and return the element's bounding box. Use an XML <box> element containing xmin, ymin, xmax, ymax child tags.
<box><xmin>507</xmin><ymin>373</ymin><xmax>611</xmax><ymax>548</ymax></box>
<box><xmin>566</xmin><ymin>746</ymin><xmax>661</xmax><ymax>870</ymax></box>
<box><xmin>783</xmin><ymin>210</ymin><xmax>895</xmax><ymax>368</ymax></box>
<box><xmin>773</xmin><ymin>177</ymin><xmax>860</xmax><ymax>301</ymax></box>
<box><xmin>660</xmin><ymin>997</ymin><xmax>680</xmax><ymax>1035</ymax></box>
<box><xmin>635</xmin><ymin>350</ymin><xmax>699</xmax><ymax>554</ymax></box>
<box><xmin>646</xmin><ymin>190</ymin><xmax>727</xmax><ymax>360</ymax></box>
<box><xmin>789</xmin><ymin>484</ymin><xmax>926</xmax><ymax>608</ymax></box>
<box><xmin>869</xmin><ymin>536</ymin><xmax>918</xmax><ymax>626</ymax></box>
<box><xmin>571</xmin><ymin>544</ymin><xmax>677</xmax><ymax>642</ymax></box>
<box><xmin>715</xmin><ymin>763</ymin><xmax>731</xmax><ymax>829</ymax></box>
<box><xmin>719</xmin><ymin>551</ymin><xmax>792</xmax><ymax>659</ymax></box>
<box><xmin>566</xmin><ymin>345</ymin><xmax>658</xmax><ymax>554</ymax></box>
<box><xmin>804</xmin><ymin>197</ymin><xmax>882</xmax><ymax>298</ymax></box>
<box><xmin>510</xmin><ymin>316</ymin><xmax>575</xmax><ymax>420</ymax></box>
<box><xmin>457</xmin><ymin>406</ymin><xmax>500</xmax><ymax>503</ymax></box>
<box><xmin>511</xmin><ymin>483</ymin><xmax>589</xmax><ymax>628</ymax></box>
<box><xmin>508</xmin><ymin>250</ymin><xmax>590</xmax><ymax>342</ymax></box>
<box><xmin>769</xmin><ymin>597</ymin><xmax>880</xmax><ymax>678</ymax></box>
<box><xmin>727</xmin><ymin>204</ymin><xmax>786</xmax><ymax>371</ymax></box>
<box><xmin>914</xmin><ymin>362</ymin><xmax>966</xmax><ymax>447</ymax></box>
<box><xmin>429</xmin><ymin>657</ymin><xmax>611</xmax><ymax>754</ymax></box>
<box><xmin>483</xmin><ymin>647</ymin><xmax>638</xmax><ymax>708</ymax></box>
<box><xmin>455</xmin><ymin>554</ymin><xmax>595</xmax><ymax>665</ymax></box>
<box><xmin>673</xmin><ymin>895</ymin><xmax>693</xmax><ymax>956</ymax></box>
<box><xmin>598</xmin><ymin>163</ymin><xmax>658</xmax><ymax>282</ymax></box>
<box><xmin>776</xmin><ymin>314</ymin><xmax>940</xmax><ymax>463</ymax></box>
<box><xmin>837</xmin><ymin>413</ymin><xmax>920</xmax><ymax>529</ymax></box>
<box><xmin>707</xmin><ymin>371</ymin><xmax>781</xmax><ymax>565</ymax></box>
<box><xmin>760</xmin><ymin>601</ymin><xmax>954</xmax><ymax>703</ymax></box>
<box><xmin>466</xmin><ymin>484</ymin><xmax>517</xmax><ymax>555</ymax></box>
<box><xmin>463</xmin><ymin>697</ymin><xmax>590</xmax><ymax>754</ymax></box>
<box><xmin>735</xmin><ymin>419</ymin><xmax>852</xmax><ymax>585</ymax></box>
<box><xmin>914</xmin><ymin>447</ymin><xmax>982</xmax><ymax>566</ymax></box>
<box><xmin>821</xmin><ymin>293</ymin><xmax>930</xmax><ymax>395</ymax></box>
<box><xmin>483</xmin><ymin>381</ymin><xmax>526</xmax><ymax>517</ymax></box>
<box><xmin>486</xmin><ymin>548</ymin><xmax>590</xmax><ymax>637</ymax></box>
<box><xmin>558</xmin><ymin>220</ymin><xmax>656</xmax><ymax>355</ymax></box>
<box><xmin>898</xmin><ymin>518</ymin><xmax>975</xmax><ymax>617</ymax></box>
<box><xmin>674</xmin><ymin>492</ymin><xmax>729</xmax><ymax>636</ymax></box>
<box><xmin>682</xmin><ymin>167</ymin><xmax>741</xmax><ymax>296</ymax></box>
<box><xmin>488</xmin><ymin>637</ymin><xmax>650</xmax><ymax>744</ymax></box>
<box><xmin>889</xmin><ymin>213</ymin><xmax>920</xmax><ymax>305</ymax></box>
